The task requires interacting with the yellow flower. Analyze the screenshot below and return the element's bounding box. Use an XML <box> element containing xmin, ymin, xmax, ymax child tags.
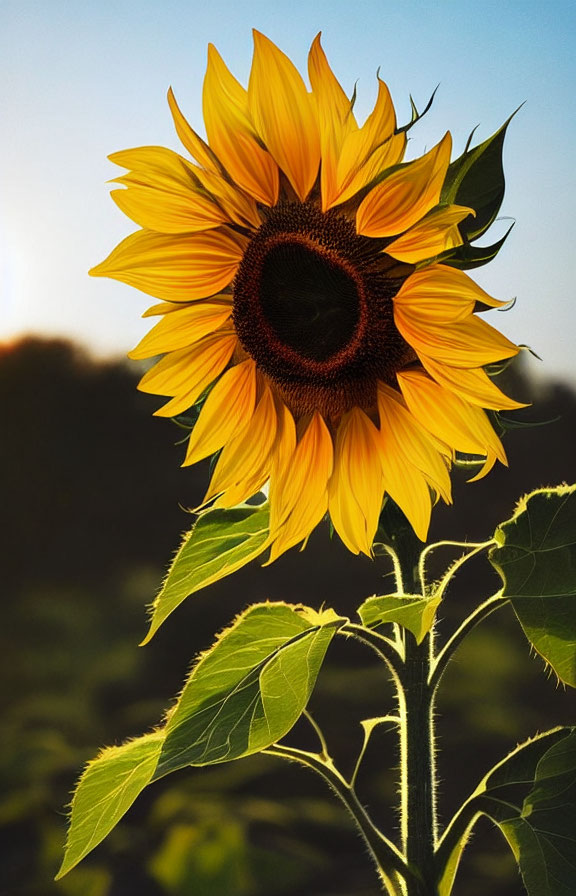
<box><xmin>91</xmin><ymin>31</ymin><xmax>524</xmax><ymax>559</ymax></box>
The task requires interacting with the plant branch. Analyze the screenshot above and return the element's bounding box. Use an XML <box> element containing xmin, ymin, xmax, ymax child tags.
<box><xmin>264</xmin><ymin>743</ymin><xmax>408</xmax><ymax>895</ymax></box>
<box><xmin>303</xmin><ymin>709</ymin><xmax>330</xmax><ymax>759</ymax></box>
<box><xmin>435</xmin><ymin>793</ymin><xmax>482</xmax><ymax>885</ymax></box>
<box><xmin>341</xmin><ymin>622</ymin><xmax>405</xmax><ymax>680</ymax></box>
<box><xmin>419</xmin><ymin>539</ymin><xmax>495</xmax><ymax>598</ymax></box>
<box><xmin>429</xmin><ymin>594</ymin><xmax>508</xmax><ymax>692</ymax></box>
<box><xmin>351</xmin><ymin>716</ymin><xmax>401</xmax><ymax>789</ymax></box>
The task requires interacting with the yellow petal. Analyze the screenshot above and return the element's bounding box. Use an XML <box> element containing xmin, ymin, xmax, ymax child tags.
<box><xmin>268</xmin><ymin>412</ymin><xmax>333</xmax><ymax>561</ymax></box>
<box><xmin>268</xmin><ymin>401</ymin><xmax>297</xmax><ymax>533</ymax></box>
<box><xmin>394</xmin><ymin>306</ymin><xmax>520</xmax><ymax>368</ymax></box>
<box><xmin>248</xmin><ymin>31</ymin><xmax>320</xmax><ymax>201</ymax></box>
<box><xmin>397</xmin><ymin>368</ymin><xmax>507</xmax><ymax>479</ymax></box>
<box><xmin>167</xmin><ymin>87</ymin><xmax>221</xmax><ymax>175</ymax></box>
<box><xmin>376</xmin><ymin>384</ymin><xmax>449</xmax><ymax>540</ymax></box>
<box><xmin>137</xmin><ymin>330</ymin><xmax>237</xmax><ymax>411</ymax></box>
<box><xmin>112</xmin><ymin>143</ymin><xmax>260</xmax><ymax>231</ymax></box>
<box><xmin>331</xmin><ymin>131</ymin><xmax>406</xmax><ymax>208</ymax></box>
<box><xmin>334</xmin><ymin>77</ymin><xmax>402</xmax><ymax>202</ymax></box>
<box><xmin>206</xmin><ymin>385</ymin><xmax>278</xmax><ymax>507</ymax></box>
<box><xmin>183</xmin><ymin>359</ymin><xmax>257</xmax><ymax>466</ymax></box>
<box><xmin>328</xmin><ymin>408</ymin><xmax>385</xmax><ymax>556</ymax></box>
<box><xmin>308</xmin><ymin>33</ymin><xmax>354</xmax><ymax>210</ymax></box>
<box><xmin>203</xmin><ymin>44</ymin><xmax>279</xmax><ymax>206</ymax></box>
<box><xmin>356</xmin><ymin>132</ymin><xmax>452</xmax><ymax>237</ymax></box>
<box><xmin>109</xmin><ymin>145</ymin><xmax>201</xmax><ymax>190</ymax></box>
<box><xmin>110</xmin><ymin>182</ymin><xmax>229</xmax><ymax>234</ymax></box>
<box><xmin>417</xmin><ymin>354</ymin><xmax>527</xmax><ymax>410</ymax></box>
<box><xmin>129</xmin><ymin>302</ymin><xmax>232</xmax><ymax>359</ymax></box>
<box><xmin>90</xmin><ymin>228</ymin><xmax>248</xmax><ymax>302</ymax></box>
<box><xmin>386</xmin><ymin>205</ymin><xmax>474</xmax><ymax>264</ymax></box>
<box><xmin>308</xmin><ymin>34</ymin><xmax>352</xmax><ymax>123</ymax></box>
<box><xmin>192</xmin><ymin>165</ymin><xmax>261</xmax><ymax>230</ymax></box>
<box><xmin>141</xmin><ymin>296</ymin><xmax>231</xmax><ymax>317</ymax></box>
<box><xmin>393</xmin><ymin>264</ymin><xmax>507</xmax><ymax>324</ymax></box>
<box><xmin>377</xmin><ymin>383</ymin><xmax>451</xmax><ymax>502</ymax></box>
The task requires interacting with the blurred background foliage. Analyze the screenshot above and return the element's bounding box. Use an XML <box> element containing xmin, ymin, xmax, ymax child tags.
<box><xmin>1</xmin><ymin>337</ymin><xmax>575</xmax><ymax>896</ymax></box>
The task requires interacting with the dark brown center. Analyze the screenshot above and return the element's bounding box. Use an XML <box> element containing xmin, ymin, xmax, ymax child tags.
<box><xmin>259</xmin><ymin>241</ymin><xmax>360</xmax><ymax>362</ymax></box>
<box><xmin>233</xmin><ymin>202</ymin><xmax>415</xmax><ymax>416</ymax></box>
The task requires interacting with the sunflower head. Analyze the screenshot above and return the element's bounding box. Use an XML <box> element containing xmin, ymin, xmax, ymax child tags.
<box><xmin>91</xmin><ymin>31</ymin><xmax>525</xmax><ymax>560</ymax></box>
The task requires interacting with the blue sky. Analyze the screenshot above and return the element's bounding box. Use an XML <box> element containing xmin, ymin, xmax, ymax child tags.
<box><xmin>1</xmin><ymin>0</ymin><xmax>575</xmax><ymax>382</ymax></box>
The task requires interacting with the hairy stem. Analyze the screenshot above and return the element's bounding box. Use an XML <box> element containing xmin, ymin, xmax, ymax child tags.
<box><xmin>395</xmin><ymin>537</ymin><xmax>438</xmax><ymax>895</ymax></box>
<box><xmin>400</xmin><ymin>633</ymin><xmax>437</xmax><ymax>894</ymax></box>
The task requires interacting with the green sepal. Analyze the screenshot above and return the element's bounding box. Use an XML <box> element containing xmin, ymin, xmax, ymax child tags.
<box><xmin>437</xmin><ymin>727</ymin><xmax>574</xmax><ymax>896</ymax></box>
<box><xmin>358</xmin><ymin>593</ymin><xmax>440</xmax><ymax>644</ymax></box>
<box><xmin>441</xmin><ymin>111</ymin><xmax>519</xmax><ymax>242</ymax></box>
<box><xmin>489</xmin><ymin>484</ymin><xmax>576</xmax><ymax>686</ymax></box>
<box><xmin>442</xmin><ymin>222</ymin><xmax>514</xmax><ymax>270</ymax></box>
<box><xmin>397</xmin><ymin>85</ymin><xmax>439</xmax><ymax>134</ymax></box>
<box><xmin>56</xmin><ymin>731</ymin><xmax>164</xmax><ymax>879</ymax></box>
<box><xmin>156</xmin><ymin>602</ymin><xmax>346</xmax><ymax>774</ymax></box>
<box><xmin>141</xmin><ymin>503</ymin><xmax>270</xmax><ymax>644</ymax></box>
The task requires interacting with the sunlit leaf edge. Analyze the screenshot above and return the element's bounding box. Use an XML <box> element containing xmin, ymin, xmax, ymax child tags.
<box><xmin>142</xmin><ymin>502</ymin><xmax>270</xmax><ymax>644</ymax></box>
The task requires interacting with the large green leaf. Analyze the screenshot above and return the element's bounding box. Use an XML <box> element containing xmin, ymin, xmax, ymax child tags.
<box><xmin>142</xmin><ymin>503</ymin><xmax>270</xmax><ymax>644</ymax></box>
<box><xmin>358</xmin><ymin>593</ymin><xmax>440</xmax><ymax>644</ymax></box>
<box><xmin>58</xmin><ymin>602</ymin><xmax>344</xmax><ymax>878</ymax></box>
<box><xmin>437</xmin><ymin>727</ymin><xmax>574</xmax><ymax>896</ymax></box>
<box><xmin>56</xmin><ymin>731</ymin><xmax>164</xmax><ymax>879</ymax></box>
<box><xmin>489</xmin><ymin>485</ymin><xmax>576</xmax><ymax>685</ymax></box>
<box><xmin>486</xmin><ymin>730</ymin><xmax>576</xmax><ymax>896</ymax></box>
<box><xmin>441</xmin><ymin>114</ymin><xmax>516</xmax><ymax>242</ymax></box>
<box><xmin>156</xmin><ymin>603</ymin><xmax>346</xmax><ymax>773</ymax></box>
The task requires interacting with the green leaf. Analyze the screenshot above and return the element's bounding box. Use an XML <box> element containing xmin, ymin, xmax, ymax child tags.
<box><xmin>56</xmin><ymin>731</ymin><xmax>164</xmax><ymax>879</ymax></box>
<box><xmin>441</xmin><ymin>113</ymin><xmax>517</xmax><ymax>242</ymax></box>
<box><xmin>486</xmin><ymin>730</ymin><xmax>576</xmax><ymax>896</ymax></box>
<box><xmin>142</xmin><ymin>503</ymin><xmax>270</xmax><ymax>644</ymax></box>
<box><xmin>489</xmin><ymin>484</ymin><xmax>576</xmax><ymax>686</ymax></box>
<box><xmin>358</xmin><ymin>593</ymin><xmax>440</xmax><ymax>644</ymax></box>
<box><xmin>155</xmin><ymin>603</ymin><xmax>345</xmax><ymax>773</ymax></box>
<box><xmin>58</xmin><ymin>602</ymin><xmax>344</xmax><ymax>876</ymax></box>
<box><xmin>437</xmin><ymin>727</ymin><xmax>573</xmax><ymax>896</ymax></box>
<box><xmin>442</xmin><ymin>223</ymin><xmax>514</xmax><ymax>270</ymax></box>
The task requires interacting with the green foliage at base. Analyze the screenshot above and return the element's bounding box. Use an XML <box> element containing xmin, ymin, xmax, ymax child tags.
<box><xmin>57</xmin><ymin>484</ymin><xmax>576</xmax><ymax>894</ymax></box>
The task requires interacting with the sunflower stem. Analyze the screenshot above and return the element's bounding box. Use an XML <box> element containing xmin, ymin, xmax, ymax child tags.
<box><xmin>395</xmin><ymin>535</ymin><xmax>439</xmax><ymax>896</ymax></box>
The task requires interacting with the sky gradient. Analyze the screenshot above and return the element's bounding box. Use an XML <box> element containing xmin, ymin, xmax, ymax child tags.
<box><xmin>2</xmin><ymin>0</ymin><xmax>575</xmax><ymax>382</ymax></box>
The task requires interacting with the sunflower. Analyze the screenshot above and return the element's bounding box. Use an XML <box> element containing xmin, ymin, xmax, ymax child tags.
<box><xmin>91</xmin><ymin>31</ymin><xmax>524</xmax><ymax>560</ymax></box>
